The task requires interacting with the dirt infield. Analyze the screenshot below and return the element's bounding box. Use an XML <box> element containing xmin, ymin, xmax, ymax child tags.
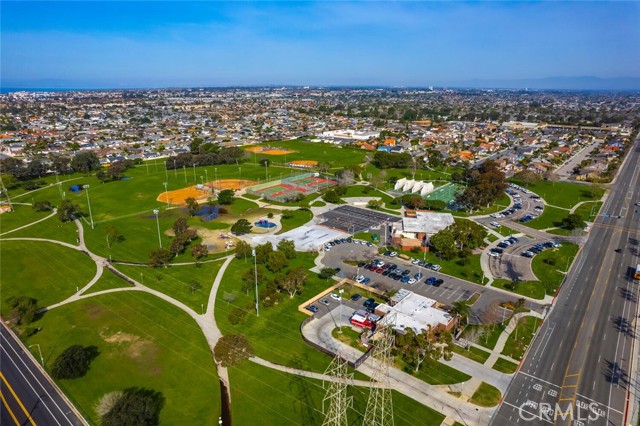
<box><xmin>156</xmin><ymin>186</ymin><xmax>211</xmax><ymax>205</ymax></box>
<box><xmin>210</xmin><ymin>179</ymin><xmax>256</xmax><ymax>190</ymax></box>
<box><xmin>288</xmin><ymin>160</ymin><xmax>318</xmax><ymax>167</ymax></box>
<box><xmin>244</xmin><ymin>147</ymin><xmax>295</xmax><ymax>155</ymax></box>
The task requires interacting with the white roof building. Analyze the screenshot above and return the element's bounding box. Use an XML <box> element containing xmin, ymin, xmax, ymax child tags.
<box><xmin>394</xmin><ymin>179</ymin><xmax>435</xmax><ymax>196</ymax></box>
<box><xmin>400</xmin><ymin>211</ymin><xmax>454</xmax><ymax>238</ymax></box>
<box><xmin>377</xmin><ymin>290</ymin><xmax>453</xmax><ymax>334</ymax></box>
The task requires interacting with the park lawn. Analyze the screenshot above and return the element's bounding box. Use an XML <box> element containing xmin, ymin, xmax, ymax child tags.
<box><xmin>229</xmin><ymin>360</ymin><xmax>445</xmax><ymax>426</ymax></box>
<box><xmin>531</xmin><ymin>243</ymin><xmax>579</xmax><ymax>295</ymax></box>
<box><xmin>452</xmin><ymin>193</ymin><xmax>511</xmax><ymax>218</ymax></box>
<box><xmin>341</xmin><ymin>185</ymin><xmax>401</xmax><ymax>210</ymax></box>
<box><xmin>492</xmin><ymin>279</ymin><xmax>546</xmax><ymax>300</ymax></box>
<box><xmin>523</xmin><ymin>206</ymin><xmax>569</xmax><ymax>230</ymax></box>
<box><xmin>6</xmin><ymin>212</ymin><xmax>80</xmax><ymax>246</ymax></box>
<box><xmin>223</xmin><ymin>197</ymin><xmax>260</xmax><ymax>216</ymax></box>
<box><xmin>573</xmin><ymin>201</ymin><xmax>603</xmax><ymax>221</ymax></box>
<box><xmin>469</xmin><ymin>382</ymin><xmax>502</xmax><ymax>407</ymax></box>
<box><xmin>353</xmin><ymin>231</ymin><xmax>378</xmax><ymax>243</ymax></box>
<box><xmin>310</xmin><ymin>200</ymin><xmax>326</xmax><ymax>207</ymax></box>
<box><xmin>406</xmin><ymin>359</ymin><xmax>472</xmax><ymax>385</ymax></box>
<box><xmin>486</xmin><ymin>234</ymin><xmax>499</xmax><ymax>243</ymax></box>
<box><xmin>246</xmin><ymin>138</ymin><xmax>368</xmax><ymax>168</ymax></box>
<box><xmin>0</xmin><ymin>241</ymin><xmax>96</xmax><ymax>314</ymax></box>
<box><xmin>214</xmin><ymin>254</ymin><xmax>339</xmax><ymax>373</ymax></box>
<box><xmin>277</xmin><ymin>208</ymin><xmax>314</xmax><ymax>234</ymax></box>
<box><xmin>451</xmin><ymin>344</ymin><xmax>491</xmax><ymax>364</ymax></box>
<box><xmin>242</xmin><ymin>193</ymin><xmax>260</xmax><ymax>200</ymax></box>
<box><xmin>494</xmin><ymin>224</ymin><xmax>519</xmax><ymax>237</ymax></box>
<box><xmin>509</xmin><ymin>179</ymin><xmax>603</xmax><ymax>209</ymax></box>
<box><xmin>501</xmin><ymin>316</ymin><xmax>542</xmax><ymax>360</ymax></box>
<box><xmin>462</xmin><ymin>323</ymin><xmax>507</xmax><ymax>350</ymax></box>
<box><xmin>5</xmin><ymin>171</ymin><xmax>88</xmax><ymax>199</ymax></box>
<box><xmin>331</xmin><ymin>326</ymin><xmax>364</xmax><ymax>351</ymax></box>
<box><xmin>22</xmin><ymin>291</ymin><xmax>219</xmax><ymax>425</ymax></box>
<box><xmin>83</xmin><ymin>270</ymin><xmax>135</xmax><ymax>294</ymax></box>
<box><xmin>361</xmin><ymin>164</ymin><xmax>455</xmax><ymax>187</ymax></box>
<box><xmin>115</xmin><ymin>260</ymin><xmax>223</xmax><ymax>312</ymax></box>
<box><xmin>492</xmin><ymin>357</ymin><xmax>519</xmax><ymax>374</ymax></box>
<box><xmin>0</xmin><ymin>203</ymin><xmax>53</xmax><ymax>234</ymax></box>
<box><xmin>547</xmin><ymin>228</ymin><xmax>574</xmax><ymax>236</ymax></box>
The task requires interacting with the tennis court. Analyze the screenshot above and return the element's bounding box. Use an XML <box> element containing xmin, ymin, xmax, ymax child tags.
<box><xmin>423</xmin><ymin>183</ymin><xmax>461</xmax><ymax>204</ymax></box>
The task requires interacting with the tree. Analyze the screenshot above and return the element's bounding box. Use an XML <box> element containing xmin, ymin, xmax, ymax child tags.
<box><xmin>71</xmin><ymin>151</ymin><xmax>100</xmax><ymax>173</ymax></box>
<box><xmin>335</xmin><ymin>169</ymin><xmax>355</xmax><ymax>186</ymax></box>
<box><xmin>185</xmin><ymin>197</ymin><xmax>199</xmax><ymax>216</ymax></box>
<box><xmin>187</xmin><ymin>280</ymin><xmax>202</xmax><ymax>294</ymax></box>
<box><xmin>513</xmin><ymin>169</ymin><xmax>541</xmax><ymax>186</ymax></box>
<box><xmin>7</xmin><ymin>296</ymin><xmax>39</xmax><ymax>325</ymax></box>
<box><xmin>562</xmin><ymin>213</ymin><xmax>585</xmax><ymax>230</ymax></box>
<box><xmin>148</xmin><ymin>248</ymin><xmax>173</xmax><ymax>268</ymax></box>
<box><xmin>266</xmin><ymin>251</ymin><xmax>287</xmax><ymax>273</ymax></box>
<box><xmin>429</xmin><ymin>229</ymin><xmax>457</xmax><ymax>260</ymax></box>
<box><xmin>241</xmin><ymin>266</ymin><xmax>264</xmax><ymax>294</ymax></box>
<box><xmin>217</xmin><ymin>189</ymin><xmax>235</xmax><ymax>205</ymax></box>
<box><xmin>105</xmin><ymin>225</ymin><xmax>123</xmax><ymax>248</ymax></box>
<box><xmin>106</xmin><ymin>161</ymin><xmax>127</xmax><ymax>181</ymax></box>
<box><xmin>51</xmin><ymin>156</ymin><xmax>71</xmax><ymax>175</ymax></box>
<box><xmin>235</xmin><ymin>240</ymin><xmax>252</xmax><ymax>260</ymax></box>
<box><xmin>367</xmin><ymin>199</ymin><xmax>383</xmax><ymax>209</ymax></box>
<box><xmin>169</xmin><ymin>236</ymin><xmax>187</xmax><ymax>256</ymax></box>
<box><xmin>318</xmin><ymin>268</ymin><xmax>336</xmax><ymax>280</ymax></box>
<box><xmin>231</xmin><ymin>218</ymin><xmax>252</xmax><ymax>235</ymax></box>
<box><xmin>278</xmin><ymin>267</ymin><xmax>307</xmax><ymax>297</ymax></box>
<box><xmin>259</xmin><ymin>158</ymin><xmax>270</xmax><ymax>167</ymax></box>
<box><xmin>101</xmin><ymin>388</ymin><xmax>165</xmax><ymax>426</ymax></box>
<box><xmin>276</xmin><ymin>239</ymin><xmax>296</xmax><ymax>259</ymax></box>
<box><xmin>451</xmin><ymin>301</ymin><xmax>472</xmax><ymax>335</ymax></box>
<box><xmin>32</xmin><ymin>200</ymin><xmax>52</xmax><ymax>212</ymax></box>
<box><xmin>191</xmin><ymin>244</ymin><xmax>208</xmax><ymax>261</ymax></box>
<box><xmin>51</xmin><ymin>345</ymin><xmax>99</xmax><ymax>380</ymax></box>
<box><xmin>213</xmin><ymin>335</ymin><xmax>254</xmax><ymax>368</ymax></box>
<box><xmin>25</xmin><ymin>159</ymin><xmax>46</xmax><ymax>179</ymax></box>
<box><xmin>58</xmin><ymin>199</ymin><xmax>80</xmax><ymax>222</ymax></box>
<box><xmin>322</xmin><ymin>189</ymin><xmax>341</xmax><ymax>204</ymax></box>
<box><xmin>254</xmin><ymin>242</ymin><xmax>273</xmax><ymax>264</ymax></box>
<box><xmin>172</xmin><ymin>217</ymin><xmax>189</xmax><ymax>235</ymax></box>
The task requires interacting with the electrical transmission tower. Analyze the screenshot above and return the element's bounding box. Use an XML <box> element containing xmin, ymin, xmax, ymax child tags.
<box><xmin>363</xmin><ymin>314</ymin><xmax>395</xmax><ymax>426</ymax></box>
<box><xmin>322</xmin><ymin>353</ymin><xmax>353</xmax><ymax>426</ymax></box>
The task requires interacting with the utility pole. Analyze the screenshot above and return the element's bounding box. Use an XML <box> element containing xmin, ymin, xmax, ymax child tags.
<box><xmin>0</xmin><ymin>175</ymin><xmax>14</xmax><ymax>211</ymax></box>
<box><xmin>252</xmin><ymin>249</ymin><xmax>259</xmax><ymax>317</ymax></box>
<box><xmin>363</xmin><ymin>314</ymin><xmax>395</xmax><ymax>426</ymax></box>
<box><xmin>321</xmin><ymin>353</ymin><xmax>353</xmax><ymax>426</ymax></box>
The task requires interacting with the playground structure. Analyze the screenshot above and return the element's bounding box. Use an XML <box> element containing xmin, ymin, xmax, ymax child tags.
<box><xmin>255</xmin><ymin>219</ymin><xmax>276</xmax><ymax>229</ymax></box>
<box><xmin>187</xmin><ymin>204</ymin><xmax>220</xmax><ymax>222</ymax></box>
<box><xmin>245</xmin><ymin>146</ymin><xmax>295</xmax><ymax>156</ymax></box>
<box><xmin>245</xmin><ymin>172</ymin><xmax>337</xmax><ymax>203</ymax></box>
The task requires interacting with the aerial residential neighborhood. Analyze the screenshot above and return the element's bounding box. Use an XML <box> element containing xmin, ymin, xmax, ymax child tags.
<box><xmin>1</xmin><ymin>2</ymin><xmax>640</xmax><ymax>426</ymax></box>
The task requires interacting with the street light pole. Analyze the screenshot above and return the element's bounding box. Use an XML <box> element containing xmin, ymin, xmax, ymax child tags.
<box><xmin>252</xmin><ymin>249</ymin><xmax>259</xmax><ymax>317</ymax></box>
<box><xmin>83</xmin><ymin>185</ymin><xmax>94</xmax><ymax>229</ymax></box>
<box><xmin>29</xmin><ymin>344</ymin><xmax>44</xmax><ymax>367</ymax></box>
<box><xmin>153</xmin><ymin>209</ymin><xmax>162</xmax><ymax>248</ymax></box>
<box><xmin>338</xmin><ymin>288</ymin><xmax>344</xmax><ymax>333</ymax></box>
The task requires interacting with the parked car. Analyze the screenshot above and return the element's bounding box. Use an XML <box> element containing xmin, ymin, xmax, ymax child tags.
<box><xmin>426</xmin><ymin>276</ymin><xmax>436</xmax><ymax>285</ymax></box>
<box><xmin>490</xmin><ymin>221</ymin><xmax>500</xmax><ymax>227</ymax></box>
<box><xmin>305</xmin><ymin>305</ymin><xmax>319</xmax><ymax>313</ymax></box>
<box><xmin>389</xmin><ymin>252</ymin><xmax>398</xmax><ymax>257</ymax></box>
<box><xmin>521</xmin><ymin>251</ymin><xmax>534</xmax><ymax>258</ymax></box>
<box><xmin>431</xmin><ymin>264</ymin><xmax>441</xmax><ymax>271</ymax></box>
<box><xmin>330</xmin><ymin>293</ymin><xmax>340</xmax><ymax>301</ymax></box>
<box><xmin>363</xmin><ymin>298</ymin><xmax>375</xmax><ymax>307</ymax></box>
<box><xmin>351</xmin><ymin>294</ymin><xmax>362</xmax><ymax>301</ymax></box>
<box><xmin>321</xmin><ymin>299</ymin><xmax>330</xmax><ymax>306</ymax></box>
<box><xmin>408</xmin><ymin>278</ymin><xmax>417</xmax><ymax>285</ymax></box>
<box><xmin>362</xmin><ymin>277</ymin><xmax>371</xmax><ymax>284</ymax></box>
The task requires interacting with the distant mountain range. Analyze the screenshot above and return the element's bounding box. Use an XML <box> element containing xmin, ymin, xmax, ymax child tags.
<box><xmin>2</xmin><ymin>76</ymin><xmax>640</xmax><ymax>92</ymax></box>
<box><xmin>447</xmin><ymin>76</ymin><xmax>640</xmax><ymax>91</ymax></box>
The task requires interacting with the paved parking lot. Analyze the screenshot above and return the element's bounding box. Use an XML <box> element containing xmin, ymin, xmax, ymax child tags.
<box><xmin>488</xmin><ymin>236</ymin><xmax>538</xmax><ymax>281</ymax></box>
<box><xmin>321</xmin><ymin>242</ymin><xmax>546</xmax><ymax>324</ymax></box>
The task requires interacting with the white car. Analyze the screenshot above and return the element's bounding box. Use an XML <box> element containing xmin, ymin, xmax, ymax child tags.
<box><xmin>389</xmin><ymin>252</ymin><xmax>398</xmax><ymax>257</ymax></box>
<box><xmin>330</xmin><ymin>293</ymin><xmax>340</xmax><ymax>301</ymax></box>
<box><xmin>411</xmin><ymin>259</ymin><xmax>420</xmax><ymax>265</ymax></box>
<box><xmin>355</xmin><ymin>275</ymin><xmax>365</xmax><ymax>283</ymax></box>
<box><xmin>635</xmin><ymin>201</ymin><xmax>640</xmax><ymax>206</ymax></box>
<box><xmin>408</xmin><ymin>278</ymin><xmax>417</xmax><ymax>285</ymax></box>
<box><xmin>490</xmin><ymin>221</ymin><xmax>500</xmax><ymax>227</ymax></box>
<box><xmin>489</xmin><ymin>252</ymin><xmax>500</xmax><ymax>258</ymax></box>
<box><xmin>431</xmin><ymin>264</ymin><xmax>441</xmax><ymax>271</ymax></box>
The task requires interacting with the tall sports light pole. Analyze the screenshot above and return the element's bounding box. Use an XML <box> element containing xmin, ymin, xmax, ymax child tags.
<box><xmin>163</xmin><ymin>182</ymin><xmax>169</xmax><ymax>208</ymax></box>
<box><xmin>83</xmin><ymin>185</ymin><xmax>94</xmax><ymax>229</ymax></box>
<box><xmin>183</xmin><ymin>165</ymin><xmax>187</xmax><ymax>184</ymax></box>
<box><xmin>153</xmin><ymin>209</ymin><xmax>162</xmax><ymax>248</ymax></box>
<box><xmin>174</xmin><ymin>159</ymin><xmax>177</xmax><ymax>179</ymax></box>
<box><xmin>214</xmin><ymin>168</ymin><xmax>218</xmax><ymax>189</ymax></box>
<box><xmin>193</xmin><ymin>163</ymin><xmax>196</xmax><ymax>182</ymax></box>
<box><xmin>205</xmin><ymin>169</ymin><xmax>208</xmax><ymax>186</ymax></box>
<box><xmin>252</xmin><ymin>249</ymin><xmax>259</xmax><ymax>317</ymax></box>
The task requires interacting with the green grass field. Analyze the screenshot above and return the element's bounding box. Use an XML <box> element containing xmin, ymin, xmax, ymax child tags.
<box><xmin>115</xmin><ymin>260</ymin><xmax>223</xmax><ymax>312</ymax></box>
<box><xmin>277</xmin><ymin>208</ymin><xmax>314</xmax><ymax>234</ymax></box>
<box><xmin>462</xmin><ymin>323</ymin><xmax>507</xmax><ymax>350</ymax></box>
<box><xmin>397</xmin><ymin>358</ymin><xmax>471</xmax><ymax>385</ymax></box>
<box><xmin>22</xmin><ymin>291</ymin><xmax>220</xmax><ymax>425</ymax></box>
<box><xmin>469</xmin><ymin>382</ymin><xmax>502</xmax><ymax>407</ymax></box>
<box><xmin>83</xmin><ymin>270</ymin><xmax>135</xmax><ymax>294</ymax></box>
<box><xmin>452</xmin><ymin>193</ymin><xmax>511</xmax><ymax>218</ymax></box>
<box><xmin>451</xmin><ymin>344</ymin><xmax>491</xmax><ymax>364</ymax></box>
<box><xmin>494</xmin><ymin>224</ymin><xmax>519</xmax><ymax>237</ymax></box>
<box><xmin>492</xmin><ymin>357</ymin><xmax>519</xmax><ymax>374</ymax></box>
<box><xmin>229</xmin><ymin>360</ymin><xmax>445</xmax><ymax>426</ymax></box>
<box><xmin>214</xmin><ymin>254</ymin><xmax>338</xmax><ymax>373</ymax></box>
<box><xmin>341</xmin><ymin>185</ymin><xmax>401</xmax><ymax>210</ymax></box>
<box><xmin>0</xmin><ymin>203</ymin><xmax>53</xmax><ymax>234</ymax></box>
<box><xmin>382</xmin><ymin>247</ymin><xmax>484</xmax><ymax>284</ymax></box>
<box><xmin>5</xmin><ymin>211</ymin><xmax>80</xmax><ymax>245</ymax></box>
<box><xmin>523</xmin><ymin>205</ymin><xmax>570</xmax><ymax>230</ymax></box>
<box><xmin>246</xmin><ymin>139</ymin><xmax>368</xmax><ymax>168</ymax></box>
<box><xmin>573</xmin><ymin>201</ymin><xmax>603</xmax><ymax>221</ymax></box>
<box><xmin>510</xmin><ymin>179</ymin><xmax>604</xmax><ymax>209</ymax></box>
<box><xmin>0</xmin><ymin>241</ymin><xmax>96</xmax><ymax>314</ymax></box>
<box><xmin>501</xmin><ymin>316</ymin><xmax>541</xmax><ymax>360</ymax></box>
<box><xmin>531</xmin><ymin>243</ymin><xmax>579</xmax><ymax>295</ymax></box>
<box><xmin>492</xmin><ymin>279</ymin><xmax>546</xmax><ymax>300</ymax></box>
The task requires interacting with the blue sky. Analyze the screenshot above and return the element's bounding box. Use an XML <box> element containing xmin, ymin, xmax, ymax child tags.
<box><xmin>2</xmin><ymin>1</ymin><xmax>639</xmax><ymax>88</ymax></box>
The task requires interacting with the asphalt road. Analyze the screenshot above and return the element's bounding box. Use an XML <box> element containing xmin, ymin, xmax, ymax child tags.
<box><xmin>492</xmin><ymin>137</ymin><xmax>640</xmax><ymax>426</ymax></box>
<box><xmin>0</xmin><ymin>323</ymin><xmax>85</xmax><ymax>426</ymax></box>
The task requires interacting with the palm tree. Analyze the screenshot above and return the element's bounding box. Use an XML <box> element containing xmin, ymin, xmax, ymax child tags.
<box><xmin>451</xmin><ymin>301</ymin><xmax>472</xmax><ymax>336</ymax></box>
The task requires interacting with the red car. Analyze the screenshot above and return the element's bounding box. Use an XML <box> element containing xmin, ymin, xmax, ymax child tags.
<box><xmin>375</xmin><ymin>267</ymin><xmax>384</xmax><ymax>273</ymax></box>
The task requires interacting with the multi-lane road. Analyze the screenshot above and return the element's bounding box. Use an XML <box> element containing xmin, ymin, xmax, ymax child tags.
<box><xmin>492</xmin><ymin>137</ymin><xmax>640</xmax><ymax>426</ymax></box>
<box><xmin>0</xmin><ymin>322</ymin><xmax>86</xmax><ymax>426</ymax></box>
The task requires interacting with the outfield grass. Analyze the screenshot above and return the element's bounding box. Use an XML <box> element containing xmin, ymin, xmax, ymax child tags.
<box><xmin>246</xmin><ymin>139</ymin><xmax>368</xmax><ymax>168</ymax></box>
<box><xmin>229</xmin><ymin>360</ymin><xmax>445</xmax><ymax>426</ymax></box>
<box><xmin>23</xmin><ymin>291</ymin><xmax>220</xmax><ymax>425</ymax></box>
<box><xmin>462</xmin><ymin>323</ymin><xmax>507</xmax><ymax>350</ymax></box>
<box><xmin>502</xmin><ymin>316</ymin><xmax>541</xmax><ymax>360</ymax></box>
<box><xmin>573</xmin><ymin>201</ymin><xmax>603</xmax><ymax>221</ymax></box>
<box><xmin>469</xmin><ymin>382</ymin><xmax>502</xmax><ymax>407</ymax></box>
<box><xmin>214</xmin><ymin>254</ymin><xmax>339</xmax><ymax>373</ymax></box>
<box><xmin>531</xmin><ymin>243</ymin><xmax>579</xmax><ymax>295</ymax></box>
<box><xmin>277</xmin><ymin>208</ymin><xmax>314</xmax><ymax>234</ymax></box>
<box><xmin>510</xmin><ymin>179</ymin><xmax>604</xmax><ymax>209</ymax></box>
<box><xmin>115</xmin><ymin>260</ymin><xmax>223</xmax><ymax>312</ymax></box>
<box><xmin>492</xmin><ymin>279</ymin><xmax>546</xmax><ymax>300</ymax></box>
<box><xmin>451</xmin><ymin>344</ymin><xmax>491</xmax><ymax>364</ymax></box>
<box><xmin>523</xmin><ymin>206</ymin><xmax>569</xmax><ymax>230</ymax></box>
<box><xmin>0</xmin><ymin>203</ymin><xmax>53</xmax><ymax>234</ymax></box>
<box><xmin>0</xmin><ymin>241</ymin><xmax>96</xmax><ymax>314</ymax></box>
<box><xmin>492</xmin><ymin>357</ymin><xmax>519</xmax><ymax>374</ymax></box>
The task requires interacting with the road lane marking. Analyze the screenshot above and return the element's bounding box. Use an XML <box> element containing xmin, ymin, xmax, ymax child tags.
<box><xmin>518</xmin><ymin>372</ymin><xmax>561</xmax><ymax>389</ymax></box>
<box><xmin>0</xmin><ymin>372</ymin><xmax>37</xmax><ymax>426</ymax></box>
<box><xmin>0</xmin><ymin>390</ymin><xmax>21</xmax><ymax>426</ymax></box>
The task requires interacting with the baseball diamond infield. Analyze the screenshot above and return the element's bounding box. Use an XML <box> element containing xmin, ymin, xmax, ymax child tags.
<box><xmin>156</xmin><ymin>180</ymin><xmax>256</xmax><ymax>205</ymax></box>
